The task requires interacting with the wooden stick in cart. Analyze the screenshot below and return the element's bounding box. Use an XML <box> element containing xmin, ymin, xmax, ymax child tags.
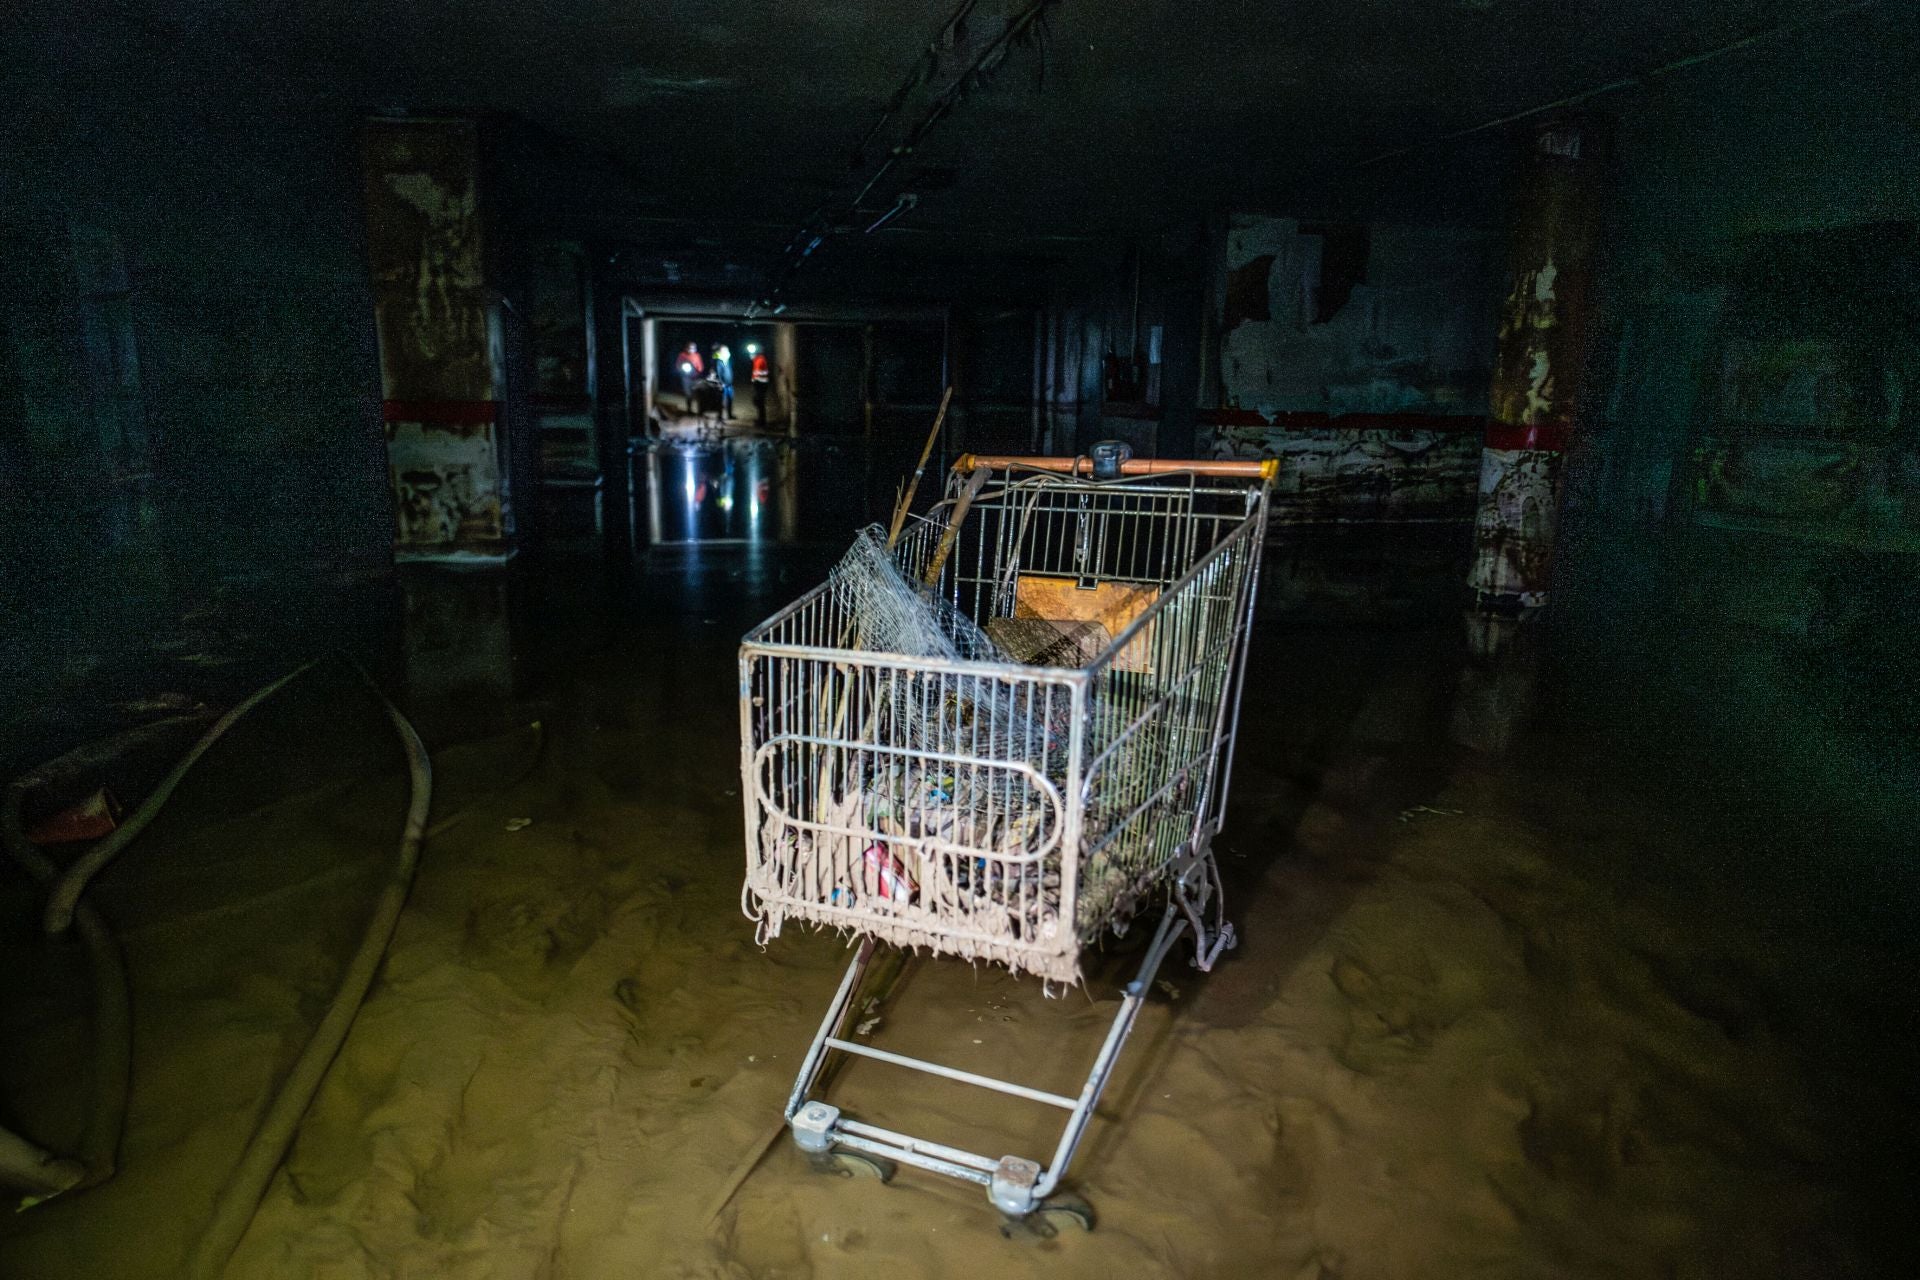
<box><xmin>922</xmin><ymin>464</ymin><xmax>992</xmax><ymax>589</ymax></box>
<box><xmin>841</xmin><ymin>459</ymin><xmax>991</xmax><ymax>1039</ymax></box>
<box><xmin>886</xmin><ymin>386</ymin><xmax>953</xmax><ymax>551</ymax></box>
<box><xmin>813</xmin><ymin>393</ymin><xmax>955</xmax><ymax>836</ymax></box>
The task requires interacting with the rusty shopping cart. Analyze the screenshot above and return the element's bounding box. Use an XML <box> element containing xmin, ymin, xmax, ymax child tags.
<box><xmin>738</xmin><ymin>451</ymin><xmax>1274</xmax><ymax>1223</ymax></box>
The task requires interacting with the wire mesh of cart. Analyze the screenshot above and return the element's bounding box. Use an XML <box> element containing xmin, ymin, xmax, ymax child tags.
<box><xmin>738</xmin><ymin>452</ymin><xmax>1274</xmax><ymax>1221</ymax></box>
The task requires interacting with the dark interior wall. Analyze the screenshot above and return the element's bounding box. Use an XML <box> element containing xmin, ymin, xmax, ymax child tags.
<box><xmin>871</xmin><ymin>324</ymin><xmax>943</xmax><ymax>407</ymax></box>
<box><xmin>1552</xmin><ymin>4</ymin><xmax>1919</xmax><ymax>847</ymax></box>
<box><xmin>957</xmin><ymin>307</ymin><xmax>1038</xmax><ymax>454</ymax></box>
<box><xmin>1041</xmin><ymin>221</ymin><xmax>1499</xmax><ymax>488</ymax></box>
<box><xmin>793</xmin><ymin>324</ymin><xmax>866</xmax><ymax>431</ymax></box>
<box><xmin>1</xmin><ymin>17</ymin><xmax>391</xmax><ymax>738</ymax></box>
<box><xmin>1205</xmin><ymin>216</ymin><xmax>1500</xmax><ymax>525</ymax></box>
<box><xmin>1212</xmin><ymin>218</ymin><xmax>1499</xmax><ymax>418</ymax></box>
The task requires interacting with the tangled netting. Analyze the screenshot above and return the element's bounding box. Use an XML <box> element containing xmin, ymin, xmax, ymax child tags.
<box><xmin>827</xmin><ymin>525</ymin><xmax>1005</xmax><ymax>664</ymax></box>
<box><xmin>750</xmin><ymin>522</ymin><xmax>1210</xmax><ymax>980</ymax></box>
<box><xmin>824</xmin><ymin>525</ymin><xmax>1073</xmax><ymax>800</ymax></box>
<box><xmin>767</xmin><ymin>527</ymin><xmax>1081</xmax><ymax>948</ymax></box>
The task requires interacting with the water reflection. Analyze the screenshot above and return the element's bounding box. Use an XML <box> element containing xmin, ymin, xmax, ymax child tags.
<box><xmin>637</xmin><ymin>438</ymin><xmax>803</xmax><ymax>547</ymax></box>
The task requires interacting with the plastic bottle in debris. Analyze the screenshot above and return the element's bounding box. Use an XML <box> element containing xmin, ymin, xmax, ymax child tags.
<box><xmin>864</xmin><ymin>841</ymin><xmax>914</xmax><ymax>902</ymax></box>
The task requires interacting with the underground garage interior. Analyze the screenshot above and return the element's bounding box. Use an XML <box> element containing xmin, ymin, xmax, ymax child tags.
<box><xmin>2</xmin><ymin>2</ymin><xmax>1917</xmax><ymax>1276</ymax></box>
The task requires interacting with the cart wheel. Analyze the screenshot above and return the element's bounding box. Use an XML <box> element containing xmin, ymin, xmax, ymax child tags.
<box><xmin>1000</xmin><ymin>1192</ymin><xmax>1096</xmax><ymax>1239</ymax></box>
<box><xmin>807</xmin><ymin>1150</ymin><xmax>896</xmax><ymax>1184</ymax></box>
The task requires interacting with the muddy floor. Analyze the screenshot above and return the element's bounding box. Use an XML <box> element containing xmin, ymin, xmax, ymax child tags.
<box><xmin>2</xmin><ymin>537</ymin><xmax>1913</xmax><ymax>1279</ymax></box>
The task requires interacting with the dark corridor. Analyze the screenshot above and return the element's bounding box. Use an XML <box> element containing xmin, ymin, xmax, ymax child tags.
<box><xmin>2</xmin><ymin>3</ymin><xmax>1916</xmax><ymax>1277</ymax></box>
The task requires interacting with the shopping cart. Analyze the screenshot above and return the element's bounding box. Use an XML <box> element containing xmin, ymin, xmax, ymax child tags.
<box><xmin>739</xmin><ymin>451</ymin><xmax>1274</xmax><ymax>1221</ymax></box>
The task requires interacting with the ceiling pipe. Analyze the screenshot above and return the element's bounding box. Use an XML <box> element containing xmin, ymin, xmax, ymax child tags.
<box><xmin>864</xmin><ymin>193</ymin><xmax>921</xmax><ymax>235</ymax></box>
<box><xmin>850</xmin><ymin>0</ymin><xmax>980</xmax><ymax>171</ymax></box>
<box><xmin>757</xmin><ymin>0</ymin><xmax>1063</xmax><ymax>314</ymax></box>
<box><xmin>1358</xmin><ymin>0</ymin><xmax>1881</xmax><ymax>166</ymax></box>
<box><xmin>845</xmin><ymin>0</ymin><xmax>1060</xmax><ymax>216</ymax></box>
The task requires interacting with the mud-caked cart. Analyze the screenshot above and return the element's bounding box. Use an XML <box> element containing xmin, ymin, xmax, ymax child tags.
<box><xmin>740</xmin><ymin>452</ymin><xmax>1274</xmax><ymax>1224</ymax></box>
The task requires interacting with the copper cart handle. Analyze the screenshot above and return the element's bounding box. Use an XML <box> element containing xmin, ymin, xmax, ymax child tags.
<box><xmin>954</xmin><ymin>453</ymin><xmax>1278</xmax><ymax>481</ymax></box>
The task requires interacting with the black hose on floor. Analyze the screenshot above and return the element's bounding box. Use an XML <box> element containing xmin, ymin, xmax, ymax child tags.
<box><xmin>186</xmin><ymin>664</ymin><xmax>431</xmax><ymax>1280</ymax></box>
<box><xmin>42</xmin><ymin>662</ymin><xmax>319</xmax><ymax>936</ymax></box>
<box><xmin>4</xmin><ymin>657</ymin><xmax>436</xmax><ymax>1280</ymax></box>
<box><xmin>2</xmin><ymin>713</ymin><xmax>228</xmax><ymax>1192</ymax></box>
<box><xmin>1</xmin><ymin>783</ymin><xmax>132</xmax><ymax>1192</ymax></box>
<box><xmin>5</xmin><ymin>670</ymin><xmax>319</xmax><ymax>1197</ymax></box>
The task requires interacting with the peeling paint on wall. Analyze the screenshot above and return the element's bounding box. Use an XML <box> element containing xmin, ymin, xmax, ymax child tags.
<box><xmin>364</xmin><ymin>119</ymin><xmax>510</xmax><ymax>559</ymax></box>
<box><xmin>364</xmin><ymin>124</ymin><xmax>494</xmax><ymax>401</ymax></box>
<box><xmin>1470</xmin><ymin>446</ymin><xmax>1561</xmax><ymax>604</ymax></box>
<box><xmin>386</xmin><ymin>416</ymin><xmax>505</xmax><ymax>547</ymax></box>
<box><xmin>1215</xmin><ymin>216</ymin><xmax>1494</xmax><ymax>418</ymax></box>
<box><xmin>1205</xmin><ymin>215</ymin><xmax>1496</xmax><ymax>523</ymax></box>
<box><xmin>1465</xmin><ymin>118</ymin><xmax>1603</xmax><ymax>618</ymax></box>
<box><xmin>1210</xmin><ymin>417</ymin><xmax>1482</xmax><ymax>523</ymax></box>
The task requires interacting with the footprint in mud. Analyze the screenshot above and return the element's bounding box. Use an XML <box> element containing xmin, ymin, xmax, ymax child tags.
<box><xmin>720</xmin><ymin>1197</ymin><xmax>815</xmax><ymax>1279</ymax></box>
<box><xmin>1290</xmin><ymin>1248</ymin><xmax>1347</xmax><ymax>1280</ymax></box>
<box><xmin>1640</xmin><ymin>950</ymin><xmax>1777</xmax><ymax>1041</ymax></box>
<box><xmin>1328</xmin><ymin>952</ymin><xmax>1456</xmax><ymax>1072</ymax></box>
<box><xmin>1517</xmin><ymin>919</ymin><xmax>1572</xmax><ymax>986</ymax></box>
<box><xmin>462</xmin><ymin>885</ymin><xmax>611</xmax><ymax>989</ymax></box>
<box><xmin>1516</xmin><ymin>1086</ymin><xmax>1637</xmax><ymax>1193</ymax></box>
<box><xmin>1268</xmin><ymin>1095</ymin><xmax>1340</xmax><ymax>1213</ymax></box>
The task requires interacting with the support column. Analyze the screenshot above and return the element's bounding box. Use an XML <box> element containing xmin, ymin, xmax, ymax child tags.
<box><xmin>1074</xmin><ymin>308</ymin><xmax>1106</xmax><ymax>456</ymax></box>
<box><xmin>1156</xmin><ymin>229</ymin><xmax>1209</xmax><ymax>460</ymax></box>
<box><xmin>1452</xmin><ymin>116</ymin><xmax>1605</xmax><ymax>752</ymax></box>
<box><xmin>363</xmin><ymin>118</ymin><xmax>513</xmax><ymax>562</ymax></box>
<box><xmin>588</xmin><ymin>246</ymin><xmax>633</xmax><ymax>565</ymax></box>
<box><xmin>775</xmin><ymin>323</ymin><xmax>799</xmax><ymax>436</ymax></box>
<box><xmin>527</xmin><ymin>239</ymin><xmax>601</xmax><ymax>550</ymax></box>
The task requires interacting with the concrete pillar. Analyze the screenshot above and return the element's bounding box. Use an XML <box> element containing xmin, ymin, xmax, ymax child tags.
<box><xmin>637</xmin><ymin>306</ymin><xmax>657</xmax><ymax>433</ymax></box>
<box><xmin>588</xmin><ymin>249</ymin><xmax>633</xmax><ymax>566</ymax></box>
<box><xmin>1074</xmin><ymin>309</ymin><xmax>1106</xmax><ymax>455</ymax></box>
<box><xmin>524</xmin><ymin>239</ymin><xmax>601</xmax><ymax>548</ymax></box>
<box><xmin>1156</xmin><ymin>230</ymin><xmax>1209</xmax><ymax>460</ymax></box>
<box><xmin>363</xmin><ymin>118</ymin><xmax>514</xmax><ymax>562</ymax></box>
<box><xmin>775</xmin><ymin>323</ymin><xmax>800</xmax><ymax>435</ymax></box>
<box><xmin>1453</xmin><ymin>116</ymin><xmax>1605</xmax><ymax>752</ymax></box>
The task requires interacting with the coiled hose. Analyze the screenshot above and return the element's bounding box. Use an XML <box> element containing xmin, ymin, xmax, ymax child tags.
<box><xmin>187</xmin><ymin>665</ymin><xmax>430</xmax><ymax>1278</ymax></box>
<box><xmin>41</xmin><ymin>662</ymin><xmax>319</xmax><ymax>937</ymax></box>
<box><xmin>1</xmin><ymin>712</ymin><xmax>216</xmax><ymax>1191</ymax></box>
<box><xmin>3</xmin><ymin>660</ymin><xmax>432</xmax><ymax>1280</ymax></box>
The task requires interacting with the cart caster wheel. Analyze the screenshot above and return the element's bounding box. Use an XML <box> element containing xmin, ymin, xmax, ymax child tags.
<box><xmin>807</xmin><ymin>1150</ymin><xmax>895</xmax><ymax>1184</ymax></box>
<box><xmin>1000</xmin><ymin>1192</ymin><xmax>1096</xmax><ymax>1239</ymax></box>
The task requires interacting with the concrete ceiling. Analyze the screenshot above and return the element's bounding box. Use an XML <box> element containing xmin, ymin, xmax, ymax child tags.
<box><xmin>17</xmin><ymin>0</ymin><xmax>1894</xmax><ymax>289</ymax></box>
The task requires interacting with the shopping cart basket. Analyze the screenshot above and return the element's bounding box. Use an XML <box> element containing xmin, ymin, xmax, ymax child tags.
<box><xmin>739</xmin><ymin>452</ymin><xmax>1274</xmax><ymax>1220</ymax></box>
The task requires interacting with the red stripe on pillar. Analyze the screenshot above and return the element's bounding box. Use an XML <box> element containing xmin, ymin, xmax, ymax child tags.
<box><xmin>1482</xmin><ymin>419</ymin><xmax>1571</xmax><ymax>452</ymax></box>
<box><xmin>381</xmin><ymin>399</ymin><xmax>500</xmax><ymax>424</ymax></box>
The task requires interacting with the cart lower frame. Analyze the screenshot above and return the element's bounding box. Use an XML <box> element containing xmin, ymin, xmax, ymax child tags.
<box><xmin>784</xmin><ymin>852</ymin><xmax>1227</xmax><ymax>1218</ymax></box>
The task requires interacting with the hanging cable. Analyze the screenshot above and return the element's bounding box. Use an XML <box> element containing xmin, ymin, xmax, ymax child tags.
<box><xmin>759</xmin><ymin>0</ymin><xmax>1064</xmax><ymax>311</ymax></box>
<box><xmin>1358</xmin><ymin>0</ymin><xmax>1883</xmax><ymax>167</ymax></box>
